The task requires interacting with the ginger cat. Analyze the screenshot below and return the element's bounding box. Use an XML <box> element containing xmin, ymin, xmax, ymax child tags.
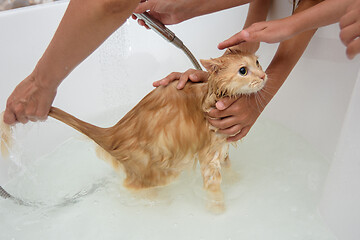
<box><xmin>1</xmin><ymin>50</ymin><xmax>267</xmax><ymax>212</ymax></box>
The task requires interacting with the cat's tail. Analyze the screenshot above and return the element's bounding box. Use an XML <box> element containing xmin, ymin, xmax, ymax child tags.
<box><xmin>49</xmin><ymin>107</ymin><xmax>107</xmax><ymax>147</ymax></box>
<box><xmin>0</xmin><ymin>112</ymin><xmax>13</xmax><ymax>159</ymax></box>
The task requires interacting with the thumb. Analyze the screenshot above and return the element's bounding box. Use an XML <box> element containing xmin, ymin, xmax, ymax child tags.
<box><xmin>189</xmin><ymin>70</ymin><xmax>208</xmax><ymax>82</ymax></box>
<box><xmin>215</xmin><ymin>97</ymin><xmax>237</xmax><ymax>110</ymax></box>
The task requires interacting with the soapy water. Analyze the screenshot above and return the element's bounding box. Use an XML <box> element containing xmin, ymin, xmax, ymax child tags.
<box><xmin>0</xmin><ymin>119</ymin><xmax>337</xmax><ymax>240</ymax></box>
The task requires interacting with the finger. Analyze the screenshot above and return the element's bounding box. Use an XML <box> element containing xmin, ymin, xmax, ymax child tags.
<box><xmin>3</xmin><ymin>109</ymin><xmax>17</xmax><ymax>125</ymax></box>
<box><xmin>190</xmin><ymin>70</ymin><xmax>208</xmax><ymax>82</ymax></box>
<box><xmin>16</xmin><ymin>114</ymin><xmax>28</xmax><ymax>124</ymax></box>
<box><xmin>346</xmin><ymin>37</ymin><xmax>360</xmax><ymax>59</ymax></box>
<box><xmin>24</xmin><ymin>101</ymin><xmax>37</xmax><ymax>119</ymax></box>
<box><xmin>218</xmin><ymin>30</ymin><xmax>249</xmax><ymax>50</ymax></box>
<box><xmin>133</xmin><ymin>1</ymin><xmax>153</xmax><ymax>13</ymax></box>
<box><xmin>217</xmin><ymin>124</ymin><xmax>242</xmax><ymax>136</ymax></box>
<box><xmin>177</xmin><ymin>72</ymin><xmax>191</xmax><ymax>90</ymax></box>
<box><xmin>137</xmin><ymin>19</ymin><xmax>150</xmax><ymax>29</ymax></box>
<box><xmin>28</xmin><ymin>116</ymin><xmax>39</xmax><ymax>122</ymax></box>
<box><xmin>153</xmin><ymin>72</ymin><xmax>181</xmax><ymax>87</ymax></box>
<box><xmin>35</xmin><ymin>107</ymin><xmax>50</xmax><ymax>121</ymax></box>
<box><xmin>35</xmin><ymin>94</ymin><xmax>53</xmax><ymax>121</ymax></box>
<box><xmin>208</xmin><ymin>97</ymin><xmax>241</xmax><ymax>119</ymax></box>
<box><xmin>13</xmin><ymin>103</ymin><xmax>28</xmax><ymax>124</ymax></box>
<box><xmin>227</xmin><ymin>126</ymin><xmax>251</xmax><ymax>142</ymax></box>
<box><xmin>207</xmin><ymin>116</ymin><xmax>240</xmax><ymax>130</ymax></box>
<box><xmin>215</xmin><ymin>97</ymin><xmax>238</xmax><ymax>110</ymax></box>
<box><xmin>339</xmin><ymin>23</ymin><xmax>360</xmax><ymax>46</ymax></box>
<box><xmin>339</xmin><ymin>10</ymin><xmax>357</xmax><ymax>30</ymax></box>
<box><xmin>208</xmin><ymin>107</ymin><xmax>234</xmax><ymax>119</ymax></box>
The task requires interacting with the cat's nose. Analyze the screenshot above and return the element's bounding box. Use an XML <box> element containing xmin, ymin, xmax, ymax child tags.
<box><xmin>260</xmin><ymin>73</ymin><xmax>266</xmax><ymax>80</ymax></box>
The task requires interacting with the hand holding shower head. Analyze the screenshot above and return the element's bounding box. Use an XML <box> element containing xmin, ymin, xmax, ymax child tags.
<box><xmin>133</xmin><ymin>12</ymin><xmax>202</xmax><ymax>70</ymax></box>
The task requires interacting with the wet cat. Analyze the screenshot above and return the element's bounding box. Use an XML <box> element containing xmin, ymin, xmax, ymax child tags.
<box><xmin>1</xmin><ymin>50</ymin><xmax>267</xmax><ymax>212</ymax></box>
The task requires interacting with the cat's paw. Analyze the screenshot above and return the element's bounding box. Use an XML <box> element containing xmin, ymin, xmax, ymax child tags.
<box><xmin>206</xmin><ymin>190</ymin><xmax>225</xmax><ymax>214</ymax></box>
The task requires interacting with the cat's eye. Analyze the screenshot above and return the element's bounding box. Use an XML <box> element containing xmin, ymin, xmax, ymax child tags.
<box><xmin>256</xmin><ymin>60</ymin><xmax>260</xmax><ymax>67</ymax></box>
<box><xmin>239</xmin><ymin>67</ymin><xmax>248</xmax><ymax>76</ymax></box>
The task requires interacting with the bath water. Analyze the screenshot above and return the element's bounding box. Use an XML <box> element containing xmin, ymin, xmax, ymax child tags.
<box><xmin>0</xmin><ymin>119</ymin><xmax>337</xmax><ymax>240</ymax></box>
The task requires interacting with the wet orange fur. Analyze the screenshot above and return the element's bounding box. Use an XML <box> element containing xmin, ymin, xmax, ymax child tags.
<box><xmin>1</xmin><ymin>51</ymin><xmax>266</xmax><ymax>211</ymax></box>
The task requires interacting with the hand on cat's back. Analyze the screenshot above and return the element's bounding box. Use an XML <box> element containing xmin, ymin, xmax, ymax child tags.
<box><xmin>152</xmin><ymin>69</ymin><xmax>208</xmax><ymax>89</ymax></box>
<box><xmin>153</xmin><ymin>68</ymin><xmax>262</xmax><ymax>142</ymax></box>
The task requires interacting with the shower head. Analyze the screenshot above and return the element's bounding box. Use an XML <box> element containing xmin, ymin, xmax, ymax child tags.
<box><xmin>133</xmin><ymin>12</ymin><xmax>202</xmax><ymax>71</ymax></box>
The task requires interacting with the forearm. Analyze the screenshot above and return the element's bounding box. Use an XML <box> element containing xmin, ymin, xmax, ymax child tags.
<box><xmin>228</xmin><ymin>0</ymin><xmax>271</xmax><ymax>53</ymax></box>
<box><xmin>262</xmin><ymin>0</ymin><xmax>320</xmax><ymax>103</ymax></box>
<box><xmin>190</xmin><ymin>0</ymin><xmax>253</xmax><ymax>17</ymax></box>
<box><xmin>34</xmin><ymin>0</ymin><xmax>139</xmax><ymax>89</ymax></box>
<box><xmin>264</xmin><ymin>29</ymin><xmax>316</xmax><ymax>98</ymax></box>
<box><xmin>243</xmin><ymin>0</ymin><xmax>271</xmax><ymax>28</ymax></box>
<box><xmin>288</xmin><ymin>0</ymin><xmax>352</xmax><ymax>36</ymax></box>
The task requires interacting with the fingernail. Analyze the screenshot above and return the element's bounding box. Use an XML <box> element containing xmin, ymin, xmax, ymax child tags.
<box><xmin>216</xmin><ymin>101</ymin><xmax>225</xmax><ymax>110</ymax></box>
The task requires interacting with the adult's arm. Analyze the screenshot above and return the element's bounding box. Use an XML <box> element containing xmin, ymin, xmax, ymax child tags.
<box><xmin>4</xmin><ymin>0</ymin><xmax>140</xmax><ymax>124</ymax></box>
<box><xmin>134</xmin><ymin>0</ymin><xmax>253</xmax><ymax>25</ymax></box>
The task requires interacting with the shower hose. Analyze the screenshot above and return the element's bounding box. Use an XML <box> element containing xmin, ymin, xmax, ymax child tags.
<box><xmin>0</xmin><ymin>12</ymin><xmax>201</xmax><ymax>204</ymax></box>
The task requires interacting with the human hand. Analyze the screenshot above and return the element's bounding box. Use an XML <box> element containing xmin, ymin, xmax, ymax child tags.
<box><xmin>133</xmin><ymin>0</ymin><xmax>196</xmax><ymax>27</ymax></box>
<box><xmin>218</xmin><ymin>19</ymin><xmax>295</xmax><ymax>49</ymax></box>
<box><xmin>133</xmin><ymin>0</ymin><xmax>250</xmax><ymax>28</ymax></box>
<box><xmin>153</xmin><ymin>69</ymin><xmax>208</xmax><ymax>89</ymax></box>
<box><xmin>3</xmin><ymin>74</ymin><xmax>57</xmax><ymax>125</ymax></box>
<box><xmin>339</xmin><ymin>0</ymin><xmax>360</xmax><ymax>59</ymax></box>
<box><xmin>207</xmin><ymin>90</ymin><xmax>268</xmax><ymax>142</ymax></box>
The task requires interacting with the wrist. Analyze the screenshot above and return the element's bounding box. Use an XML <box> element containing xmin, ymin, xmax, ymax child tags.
<box><xmin>281</xmin><ymin>16</ymin><xmax>301</xmax><ymax>39</ymax></box>
<box><xmin>32</xmin><ymin>60</ymin><xmax>64</xmax><ymax>91</ymax></box>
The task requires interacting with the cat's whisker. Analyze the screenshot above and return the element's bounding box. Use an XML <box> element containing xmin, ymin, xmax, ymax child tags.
<box><xmin>257</xmin><ymin>91</ymin><xmax>268</xmax><ymax>110</ymax></box>
<box><xmin>253</xmin><ymin>94</ymin><xmax>261</xmax><ymax>113</ymax></box>
<box><xmin>254</xmin><ymin>93</ymin><xmax>264</xmax><ymax>113</ymax></box>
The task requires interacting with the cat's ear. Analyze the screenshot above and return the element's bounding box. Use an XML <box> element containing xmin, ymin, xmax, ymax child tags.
<box><xmin>200</xmin><ymin>59</ymin><xmax>221</xmax><ymax>73</ymax></box>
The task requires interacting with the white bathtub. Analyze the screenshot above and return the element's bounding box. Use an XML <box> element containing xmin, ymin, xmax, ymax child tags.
<box><xmin>0</xmin><ymin>2</ymin><xmax>359</xmax><ymax>240</ymax></box>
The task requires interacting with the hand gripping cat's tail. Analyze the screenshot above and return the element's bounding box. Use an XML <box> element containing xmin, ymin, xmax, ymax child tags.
<box><xmin>48</xmin><ymin>107</ymin><xmax>108</xmax><ymax>148</ymax></box>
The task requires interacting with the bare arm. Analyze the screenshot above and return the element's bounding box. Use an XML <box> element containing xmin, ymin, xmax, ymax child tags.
<box><xmin>226</xmin><ymin>0</ymin><xmax>271</xmax><ymax>53</ymax></box>
<box><xmin>209</xmin><ymin>0</ymin><xmax>321</xmax><ymax>141</ymax></box>
<box><xmin>134</xmin><ymin>0</ymin><xmax>254</xmax><ymax>26</ymax></box>
<box><xmin>153</xmin><ymin>0</ymin><xmax>271</xmax><ymax>88</ymax></box>
<box><xmin>219</xmin><ymin>0</ymin><xmax>353</xmax><ymax>47</ymax></box>
<box><xmin>4</xmin><ymin>0</ymin><xmax>140</xmax><ymax>124</ymax></box>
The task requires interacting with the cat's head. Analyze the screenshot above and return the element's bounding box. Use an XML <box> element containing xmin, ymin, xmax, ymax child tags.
<box><xmin>200</xmin><ymin>49</ymin><xmax>267</xmax><ymax>97</ymax></box>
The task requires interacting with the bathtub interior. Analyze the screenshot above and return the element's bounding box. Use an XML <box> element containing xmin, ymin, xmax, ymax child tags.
<box><xmin>0</xmin><ymin>2</ymin><xmax>359</xmax><ymax>240</ymax></box>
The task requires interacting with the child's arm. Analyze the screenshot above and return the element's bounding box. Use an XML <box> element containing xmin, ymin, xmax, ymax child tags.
<box><xmin>219</xmin><ymin>0</ymin><xmax>352</xmax><ymax>48</ymax></box>
<box><xmin>152</xmin><ymin>0</ymin><xmax>272</xmax><ymax>89</ymax></box>
<box><xmin>340</xmin><ymin>0</ymin><xmax>360</xmax><ymax>59</ymax></box>
<box><xmin>228</xmin><ymin>0</ymin><xmax>272</xmax><ymax>53</ymax></box>
<box><xmin>210</xmin><ymin>0</ymin><xmax>321</xmax><ymax>141</ymax></box>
